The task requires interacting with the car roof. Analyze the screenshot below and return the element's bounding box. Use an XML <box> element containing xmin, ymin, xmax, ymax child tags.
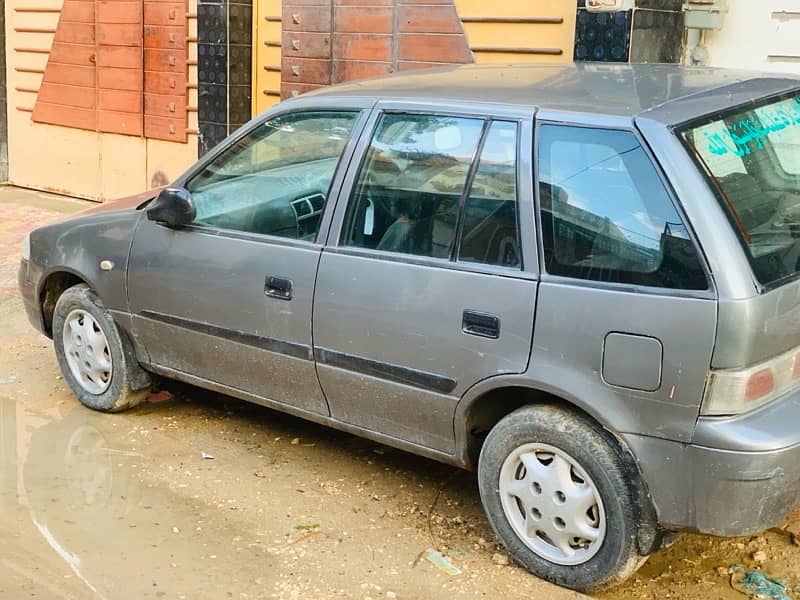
<box><xmin>306</xmin><ymin>63</ymin><xmax>800</xmax><ymax>125</ymax></box>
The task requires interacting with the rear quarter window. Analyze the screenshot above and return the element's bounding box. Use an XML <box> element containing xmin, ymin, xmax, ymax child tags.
<box><xmin>537</xmin><ymin>125</ymin><xmax>708</xmax><ymax>291</ymax></box>
<box><xmin>681</xmin><ymin>92</ymin><xmax>800</xmax><ymax>287</ymax></box>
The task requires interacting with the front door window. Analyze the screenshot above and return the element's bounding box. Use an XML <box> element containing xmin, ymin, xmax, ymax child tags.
<box><xmin>186</xmin><ymin>111</ymin><xmax>360</xmax><ymax>241</ymax></box>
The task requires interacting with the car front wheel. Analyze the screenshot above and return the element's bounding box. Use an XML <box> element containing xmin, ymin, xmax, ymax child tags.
<box><xmin>478</xmin><ymin>404</ymin><xmax>648</xmax><ymax>592</ymax></box>
<box><xmin>53</xmin><ymin>284</ymin><xmax>151</xmax><ymax>412</ymax></box>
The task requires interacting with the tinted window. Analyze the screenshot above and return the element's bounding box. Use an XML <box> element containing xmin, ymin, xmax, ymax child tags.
<box><xmin>683</xmin><ymin>93</ymin><xmax>800</xmax><ymax>286</ymax></box>
<box><xmin>342</xmin><ymin>113</ymin><xmax>483</xmax><ymax>259</ymax></box>
<box><xmin>459</xmin><ymin>121</ymin><xmax>521</xmax><ymax>268</ymax></box>
<box><xmin>538</xmin><ymin>125</ymin><xmax>707</xmax><ymax>290</ymax></box>
<box><xmin>186</xmin><ymin>111</ymin><xmax>359</xmax><ymax>240</ymax></box>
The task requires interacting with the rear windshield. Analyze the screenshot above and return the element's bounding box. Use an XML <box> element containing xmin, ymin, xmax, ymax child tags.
<box><xmin>682</xmin><ymin>92</ymin><xmax>800</xmax><ymax>287</ymax></box>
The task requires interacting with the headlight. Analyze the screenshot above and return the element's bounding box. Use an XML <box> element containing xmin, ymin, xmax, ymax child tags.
<box><xmin>20</xmin><ymin>233</ymin><xmax>31</xmax><ymax>261</ymax></box>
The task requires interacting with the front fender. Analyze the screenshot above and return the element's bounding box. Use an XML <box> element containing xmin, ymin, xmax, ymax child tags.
<box><xmin>30</xmin><ymin>210</ymin><xmax>143</xmax><ymax>314</ymax></box>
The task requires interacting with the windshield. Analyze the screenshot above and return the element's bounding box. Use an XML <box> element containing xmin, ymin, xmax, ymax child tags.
<box><xmin>682</xmin><ymin>92</ymin><xmax>800</xmax><ymax>287</ymax></box>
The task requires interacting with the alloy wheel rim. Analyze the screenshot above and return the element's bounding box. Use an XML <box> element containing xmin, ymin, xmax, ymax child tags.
<box><xmin>498</xmin><ymin>442</ymin><xmax>606</xmax><ymax>565</ymax></box>
<box><xmin>62</xmin><ymin>309</ymin><xmax>113</xmax><ymax>394</ymax></box>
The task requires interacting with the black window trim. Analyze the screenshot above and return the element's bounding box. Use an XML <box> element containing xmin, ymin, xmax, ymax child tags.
<box><xmin>532</xmin><ymin>119</ymin><xmax>715</xmax><ymax>299</ymax></box>
<box><xmin>335</xmin><ymin>108</ymin><xmax>527</xmax><ymax>271</ymax></box>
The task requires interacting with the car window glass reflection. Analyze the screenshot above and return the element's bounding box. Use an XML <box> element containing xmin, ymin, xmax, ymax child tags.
<box><xmin>186</xmin><ymin>111</ymin><xmax>359</xmax><ymax>240</ymax></box>
<box><xmin>538</xmin><ymin>125</ymin><xmax>707</xmax><ymax>290</ymax></box>
<box><xmin>342</xmin><ymin>113</ymin><xmax>483</xmax><ymax>259</ymax></box>
<box><xmin>458</xmin><ymin>121</ymin><xmax>521</xmax><ymax>268</ymax></box>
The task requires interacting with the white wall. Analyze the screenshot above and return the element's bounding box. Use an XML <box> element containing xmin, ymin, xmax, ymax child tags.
<box><xmin>705</xmin><ymin>0</ymin><xmax>800</xmax><ymax>73</ymax></box>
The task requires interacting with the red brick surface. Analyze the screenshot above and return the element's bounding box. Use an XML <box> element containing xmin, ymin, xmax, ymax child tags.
<box><xmin>96</xmin><ymin>1</ymin><xmax>142</xmax><ymax>24</ymax></box>
<box><xmin>143</xmin><ymin>48</ymin><xmax>186</xmax><ymax>72</ymax></box>
<box><xmin>144</xmin><ymin>70</ymin><xmax>186</xmax><ymax>94</ymax></box>
<box><xmin>282</xmin><ymin>0</ymin><xmax>472</xmax><ymax>94</ymax></box>
<box><xmin>399</xmin><ymin>33</ymin><xmax>471</xmax><ymax>62</ymax></box>
<box><xmin>42</xmin><ymin>64</ymin><xmax>96</xmax><ymax>87</ymax></box>
<box><xmin>334</xmin><ymin>6</ymin><xmax>393</xmax><ymax>34</ymax></box>
<box><xmin>98</xmin><ymin>88</ymin><xmax>142</xmax><ymax>112</ymax></box>
<box><xmin>281</xmin><ymin>6</ymin><xmax>332</xmax><ymax>33</ymax></box>
<box><xmin>32</xmin><ymin>0</ymin><xmax>188</xmax><ymax>142</ymax></box>
<box><xmin>281</xmin><ymin>82</ymin><xmax>327</xmax><ymax>99</ymax></box>
<box><xmin>38</xmin><ymin>83</ymin><xmax>96</xmax><ymax>109</ymax></box>
<box><xmin>97</xmin><ymin>67</ymin><xmax>142</xmax><ymax>91</ymax></box>
<box><xmin>143</xmin><ymin>25</ymin><xmax>185</xmax><ymax>49</ymax></box>
<box><xmin>333</xmin><ymin>59</ymin><xmax>393</xmax><ymax>81</ymax></box>
<box><xmin>59</xmin><ymin>1</ymin><xmax>94</xmax><ymax>22</ymax></box>
<box><xmin>96</xmin><ymin>45</ymin><xmax>142</xmax><ymax>68</ymax></box>
<box><xmin>282</xmin><ymin>57</ymin><xmax>333</xmax><ymax>85</ymax></box>
<box><xmin>55</xmin><ymin>23</ymin><xmax>95</xmax><ymax>44</ymax></box>
<box><xmin>333</xmin><ymin>33</ymin><xmax>392</xmax><ymax>61</ymax></box>
<box><xmin>283</xmin><ymin>31</ymin><xmax>333</xmax><ymax>59</ymax></box>
<box><xmin>399</xmin><ymin>4</ymin><xmax>462</xmax><ymax>34</ymax></box>
<box><xmin>143</xmin><ymin>2</ymin><xmax>184</xmax><ymax>24</ymax></box>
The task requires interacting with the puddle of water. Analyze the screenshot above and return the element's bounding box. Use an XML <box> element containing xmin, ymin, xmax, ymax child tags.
<box><xmin>0</xmin><ymin>395</ymin><xmax>281</xmax><ymax>600</ymax></box>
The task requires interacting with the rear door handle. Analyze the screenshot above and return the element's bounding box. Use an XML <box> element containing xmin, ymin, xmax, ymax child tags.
<box><xmin>462</xmin><ymin>310</ymin><xmax>500</xmax><ymax>339</ymax></box>
<box><xmin>265</xmin><ymin>276</ymin><xmax>293</xmax><ymax>300</ymax></box>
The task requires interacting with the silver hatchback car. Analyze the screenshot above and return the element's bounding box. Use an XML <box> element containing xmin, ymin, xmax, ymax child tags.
<box><xmin>18</xmin><ymin>64</ymin><xmax>800</xmax><ymax>591</ymax></box>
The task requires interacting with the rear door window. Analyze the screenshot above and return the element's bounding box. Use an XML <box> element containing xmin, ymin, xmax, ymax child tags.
<box><xmin>458</xmin><ymin>121</ymin><xmax>521</xmax><ymax>269</ymax></box>
<box><xmin>537</xmin><ymin>125</ymin><xmax>707</xmax><ymax>290</ymax></box>
<box><xmin>341</xmin><ymin>113</ymin><xmax>484</xmax><ymax>259</ymax></box>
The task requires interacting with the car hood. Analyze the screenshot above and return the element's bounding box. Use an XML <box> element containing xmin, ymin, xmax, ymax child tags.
<box><xmin>78</xmin><ymin>188</ymin><xmax>163</xmax><ymax>216</ymax></box>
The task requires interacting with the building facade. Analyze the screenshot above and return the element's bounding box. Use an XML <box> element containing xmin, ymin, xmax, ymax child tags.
<box><xmin>0</xmin><ymin>0</ymin><xmax>795</xmax><ymax>200</ymax></box>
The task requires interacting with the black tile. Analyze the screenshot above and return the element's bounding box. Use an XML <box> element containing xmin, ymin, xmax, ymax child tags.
<box><xmin>228</xmin><ymin>44</ymin><xmax>252</xmax><ymax>85</ymax></box>
<box><xmin>635</xmin><ymin>0</ymin><xmax>681</xmax><ymax>10</ymax></box>
<box><xmin>198</xmin><ymin>3</ymin><xmax>227</xmax><ymax>44</ymax></box>
<box><xmin>197</xmin><ymin>0</ymin><xmax>254</xmax><ymax>152</ymax></box>
<box><xmin>199</xmin><ymin>122</ymin><xmax>229</xmax><ymax>155</ymax></box>
<box><xmin>228</xmin><ymin>85</ymin><xmax>252</xmax><ymax>127</ymax></box>
<box><xmin>198</xmin><ymin>43</ymin><xmax>228</xmax><ymax>85</ymax></box>
<box><xmin>574</xmin><ymin>9</ymin><xmax>631</xmax><ymax>62</ymax></box>
<box><xmin>630</xmin><ymin>9</ymin><xmax>682</xmax><ymax>63</ymax></box>
<box><xmin>228</xmin><ymin>3</ymin><xmax>252</xmax><ymax>46</ymax></box>
<box><xmin>199</xmin><ymin>83</ymin><xmax>228</xmax><ymax>124</ymax></box>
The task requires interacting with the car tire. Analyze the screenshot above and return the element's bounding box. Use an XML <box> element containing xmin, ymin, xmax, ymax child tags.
<box><xmin>477</xmin><ymin>404</ymin><xmax>648</xmax><ymax>592</ymax></box>
<box><xmin>53</xmin><ymin>284</ymin><xmax>151</xmax><ymax>412</ymax></box>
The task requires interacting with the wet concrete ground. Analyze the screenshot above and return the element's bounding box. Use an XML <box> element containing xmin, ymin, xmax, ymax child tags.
<box><xmin>2</xmin><ymin>186</ymin><xmax>799</xmax><ymax>600</ymax></box>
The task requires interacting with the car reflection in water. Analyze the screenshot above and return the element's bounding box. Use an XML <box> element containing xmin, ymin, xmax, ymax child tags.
<box><xmin>9</xmin><ymin>398</ymin><xmax>140</xmax><ymax>599</ymax></box>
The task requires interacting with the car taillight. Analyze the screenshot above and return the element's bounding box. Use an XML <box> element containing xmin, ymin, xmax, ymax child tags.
<box><xmin>744</xmin><ymin>369</ymin><xmax>774</xmax><ymax>402</ymax></box>
<box><xmin>793</xmin><ymin>352</ymin><xmax>800</xmax><ymax>379</ymax></box>
<box><xmin>701</xmin><ymin>346</ymin><xmax>800</xmax><ymax>416</ymax></box>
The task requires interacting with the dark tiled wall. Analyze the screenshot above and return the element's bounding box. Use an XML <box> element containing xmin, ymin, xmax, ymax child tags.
<box><xmin>574</xmin><ymin>0</ymin><xmax>682</xmax><ymax>64</ymax></box>
<box><xmin>574</xmin><ymin>10</ymin><xmax>631</xmax><ymax>62</ymax></box>
<box><xmin>198</xmin><ymin>0</ymin><xmax>252</xmax><ymax>155</ymax></box>
<box><xmin>228</xmin><ymin>2</ymin><xmax>252</xmax><ymax>130</ymax></box>
<box><xmin>630</xmin><ymin>9</ymin><xmax>682</xmax><ymax>63</ymax></box>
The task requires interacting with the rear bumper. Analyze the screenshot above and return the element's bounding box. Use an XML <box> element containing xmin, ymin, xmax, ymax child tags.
<box><xmin>625</xmin><ymin>393</ymin><xmax>800</xmax><ymax>536</ymax></box>
<box><xmin>18</xmin><ymin>259</ymin><xmax>45</xmax><ymax>335</ymax></box>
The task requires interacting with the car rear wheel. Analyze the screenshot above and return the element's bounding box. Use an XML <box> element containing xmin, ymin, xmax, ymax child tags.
<box><xmin>477</xmin><ymin>404</ymin><xmax>648</xmax><ymax>592</ymax></box>
<box><xmin>53</xmin><ymin>284</ymin><xmax>151</xmax><ymax>412</ymax></box>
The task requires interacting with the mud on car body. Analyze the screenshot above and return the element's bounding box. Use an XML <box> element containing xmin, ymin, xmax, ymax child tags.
<box><xmin>19</xmin><ymin>64</ymin><xmax>800</xmax><ymax>592</ymax></box>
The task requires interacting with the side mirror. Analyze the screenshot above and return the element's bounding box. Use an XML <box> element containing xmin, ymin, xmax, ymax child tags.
<box><xmin>146</xmin><ymin>187</ymin><xmax>196</xmax><ymax>228</ymax></box>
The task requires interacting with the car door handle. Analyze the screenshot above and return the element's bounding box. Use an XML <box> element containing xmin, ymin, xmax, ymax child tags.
<box><xmin>462</xmin><ymin>310</ymin><xmax>500</xmax><ymax>339</ymax></box>
<box><xmin>265</xmin><ymin>276</ymin><xmax>293</xmax><ymax>300</ymax></box>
